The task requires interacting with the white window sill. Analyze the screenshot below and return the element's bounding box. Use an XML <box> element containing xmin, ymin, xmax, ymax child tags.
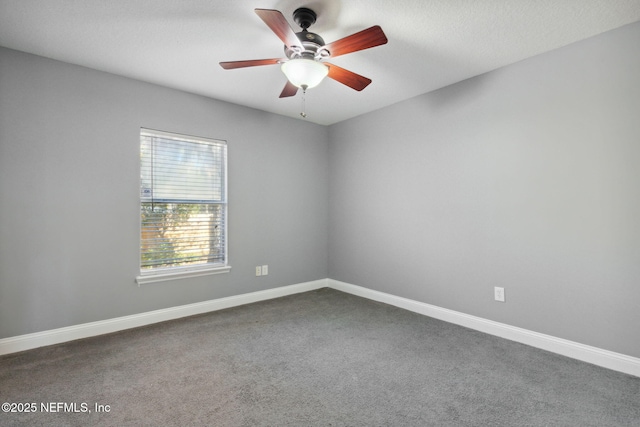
<box><xmin>136</xmin><ymin>265</ymin><xmax>231</xmax><ymax>285</ymax></box>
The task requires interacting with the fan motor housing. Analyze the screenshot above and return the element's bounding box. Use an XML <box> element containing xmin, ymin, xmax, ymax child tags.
<box><xmin>284</xmin><ymin>8</ymin><xmax>329</xmax><ymax>60</ymax></box>
<box><xmin>297</xmin><ymin>30</ymin><xmax>324</xmax><ymax>47</ymax></box>
<box><xmin>284</xmin><ymin>30</ymin><xmax>327</xmax><ymax>59</ymax></box>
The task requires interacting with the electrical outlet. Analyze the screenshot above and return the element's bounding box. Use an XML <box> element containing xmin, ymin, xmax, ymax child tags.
<box><xmin>255</xmin><ymin>266</ymin><xmax>262</xmax><ymax>276</ymax></box>
<box><xmin>494</xmin><ymin>287</ymin><xmax>505</xmax><ymax>302</ymax></box>
<box><xmin>261</xmin><ymin>265</ymin><xmax>268</xmax><ymax>275</ymax></box>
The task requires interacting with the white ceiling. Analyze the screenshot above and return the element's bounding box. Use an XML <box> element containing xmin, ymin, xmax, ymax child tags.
<box><xmin>1</xmin><ymin>0</ymin><xmax>639</xmax><ymax>125</ymax></box>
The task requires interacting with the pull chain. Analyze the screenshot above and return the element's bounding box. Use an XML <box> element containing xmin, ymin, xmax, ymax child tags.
<box><xmin>300</xmin><ymin>86</ymin><xmax>307</xmax><ymax>118</ymax></box>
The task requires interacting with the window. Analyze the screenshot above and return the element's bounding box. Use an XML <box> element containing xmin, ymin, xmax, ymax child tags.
<box><xmin>136</xmin><ymin>128</ymin><xmax>229</xmax><ymax>284</ymax></box>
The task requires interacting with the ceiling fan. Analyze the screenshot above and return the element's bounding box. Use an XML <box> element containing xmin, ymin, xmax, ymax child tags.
<box><xmin>219</xmin><ymin>8</ymin><xmax>388</xmax><ymax>98</ymax></box>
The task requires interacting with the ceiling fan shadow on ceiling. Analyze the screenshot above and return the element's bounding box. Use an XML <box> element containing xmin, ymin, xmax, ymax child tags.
<box><xmin>219</xmin><ymin>8</ymin><xmax>388</xmax><ymax>100</ymax></box>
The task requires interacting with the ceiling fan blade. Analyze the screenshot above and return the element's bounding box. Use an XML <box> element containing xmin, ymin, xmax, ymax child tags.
<box><xmin>326</xmin><ymin>63</ymin><xmax>372</xmax><ymax>91</ymax></box>
<box><xmin>323</xmin><ymin>25</ymin><xmax>388</xmax><ymax>58</ymax></box>
<box><xmin>255</xmin><ymin>9</ymin><xmax>303</xmax><ymax>50</ymax></box>
<box><xmin>279</xmin><ymin>81</ymin><xmax>299</xmax><ymax>98</ymax></box>
<box><xmin>219</xmin><ymin>58</ymin><xmax>283</xmax><ymax>69</ymax></box>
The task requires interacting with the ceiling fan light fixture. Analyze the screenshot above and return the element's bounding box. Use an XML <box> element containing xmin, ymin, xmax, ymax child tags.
<box><xmin>281</xmin><ymin>58</ymin><xmax>328</xmax><ymax>89</ymax></box>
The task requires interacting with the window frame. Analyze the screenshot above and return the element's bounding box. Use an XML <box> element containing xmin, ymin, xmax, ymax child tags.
<box><xmin>135</xmin><ymin>128</ymin><xmax>230</xmax><ymax>285</ymax></box>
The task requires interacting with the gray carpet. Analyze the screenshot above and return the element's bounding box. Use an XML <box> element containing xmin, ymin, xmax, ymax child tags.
<box><xmin>0</xmin><ymin>288</ymin><xmax>638</xmax><ymax>426</ymax></box>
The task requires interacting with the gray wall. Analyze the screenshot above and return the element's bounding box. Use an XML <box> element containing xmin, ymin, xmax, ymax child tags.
<box><xmin>0</xmin><ymin>47</ymin><xmax>329</xmax><ymax>338</ymax></box>
<box><xmin>328</xmin><ymin>22</ymin><xmax>640</xmax><ymax>358</ymax></box>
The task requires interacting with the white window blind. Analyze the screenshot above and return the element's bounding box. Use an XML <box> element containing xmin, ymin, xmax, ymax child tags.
<box><xmin>139</xmin><ymin>128</ymin><xmax>227</xmax><ymax>276</ymax></box>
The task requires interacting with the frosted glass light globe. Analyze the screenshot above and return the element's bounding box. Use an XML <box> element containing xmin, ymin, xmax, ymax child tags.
<box><xmin>281</xmin><ymin>58</ymin><xmax>329</xmax><ymax>89</ymax></box>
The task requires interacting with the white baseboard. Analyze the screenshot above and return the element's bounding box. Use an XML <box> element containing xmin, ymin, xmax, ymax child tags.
<box><xmin>2</xmin><ymin>277</ymin><xmax>638</xmax><ymax>378</ymax></box>
<box><xmin>0</xmin><ymin>279</ymin><xmax>327</xmax><ymax>356</ymax></box>
<box><xmin>327</xmin><ymin>279</ymin><xmax>640</xmax><ymax>378</ymax></box>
